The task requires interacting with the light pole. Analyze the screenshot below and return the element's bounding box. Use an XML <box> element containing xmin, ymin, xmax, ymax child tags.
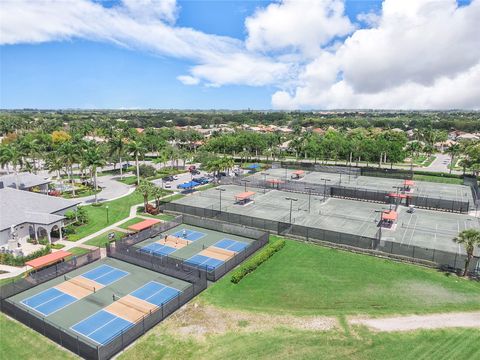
<box><xmin>285</xmin><ymin>197</ymin><xmax>298</xmax><ymax>224</ymax></box>
<box><xmin>339</xmin><ymin>173</ymin><xmax>342</xmax><ymax>184</ymax></box>
<box><xmin>320</xmin><ymin>178</ymin><xmax>331</xmax><ymax>202</ymax></box>
<box><xmin>374</xmin><ymin>209</ymin><xmax>384</xmax><ymax>244</ymax></box>
<box><xmin>216</xmin><ymin>188</ymin><xmax>225</xmax><ymax>212</ymax></box>
<box><xmin>106</xmin><ymin>205</ymin><xmax>109</xmax><ymax>223</ymax></box>
<box><xmin>392</xmin><ymin>186</ymin><xmax>402</xmax><ymax>210</ymax></box>
<box><xmin>305</xmin><ymin>187</ymin><xmax>313</xmax><ymax>213</ymax></box>
<box><xmin>261</xmin><ymin>172</ymin><xmax>270</xmax><ymax>194</ymax></box>
<box><xmin>241</xmin><ymin>179</ymin><xmax>250</xmax><ymax>192</ymax></box>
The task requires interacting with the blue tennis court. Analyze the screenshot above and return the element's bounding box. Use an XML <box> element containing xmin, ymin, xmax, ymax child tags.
<box><xmin>185</xmin><ymin>254</ymin><xmax>224</xmax><ymax>271</ymax></box>
<box><xmin>138</xmin><ymin>242</ymin><xmax>177</xmax><ymax>257</ymax></box>
<box><xmin>71</xmin><ymin>310</ymin><xmax>133</xmax><ymax>345</ymax></box>
<box><xmin>81</xmin><ymin>264</ymin><xmax>129</xmax><ymax>286</ymax></box>
<box><xmin>171</xmin><ymin>228</ymin><xmax>206</xmax><ymax>241</ymax></box>
<box><xmin>21</xmin><ymin>288</ymin><xmax>77</xmax><ymax>316</ymax></box>
<box><xmin>131</xmin><ymin>281</ymin><xmax>181</xmax><ymax>306</ymax></box>
<box><xmin>214</xmin><ymin>238</ymin><xmax>249</xmax><ymax>253</ymax></box>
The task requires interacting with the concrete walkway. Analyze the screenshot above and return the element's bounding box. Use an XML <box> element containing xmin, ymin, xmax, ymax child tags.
<box><xmin>76</xmin><ymin>175</ymin><xmax>135</xmax><ymax>205</ymax></box>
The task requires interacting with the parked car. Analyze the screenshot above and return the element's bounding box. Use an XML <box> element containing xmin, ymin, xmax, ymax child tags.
<box><xmin>188</xmin><ymin>165</ymin><xmax>197</xmax><ymax>172</ymax></box>
<box><xmin>162</xmin><ymin>175</ymin><xmax>174</xmax><ymax>182</ymax></box>
<box><xmin>190</xmin><ymin>169</ymin><xmax>200</xmax><ymax>175</ymax></box>
<box><xmin>193</xmin><ymin>177</ymin><xmax>210</xmax><ymax>185</ymax></box>
<box><xmin>164</xmin><ymin>182</ymin><xmax>172</xmax><ymax>189</ymax></box>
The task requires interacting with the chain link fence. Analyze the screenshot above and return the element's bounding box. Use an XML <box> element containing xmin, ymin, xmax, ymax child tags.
<box><xmin>112</xmin><ymin>214</ymin><xmax>269</xmax><ymax>282</ymax></box>
<box><xmin>161</xmin><ymin>202</ymin><xmax>479</xmax><ymax>275</ymax></box>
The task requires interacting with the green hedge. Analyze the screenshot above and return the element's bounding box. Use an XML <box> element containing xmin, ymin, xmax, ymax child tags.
<box><xmin>0</xmin><ymin>246</ymin><xmax>51</xmax><ymax>266</ymax></box>
<box><xmin>231</xmin><ymin>239</ymin><xmax>285</xmax><ymax>284</ymax></box>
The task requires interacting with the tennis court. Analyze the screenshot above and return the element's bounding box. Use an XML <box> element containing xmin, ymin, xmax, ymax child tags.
<box><xmin>171</xmin><ymin>185</ymin><xmax>480</xmax><ymax>255</ymax></box>
<box><xmin>134</xmin><ymin>223</ymin><xmax>254</xmax><ymax>272</ymax></box>
<box><xmin>7</xmin><ymin>257</ymin><xmax>190</xmax><ymax>347</ymax></box>
<box><xmin>255</xmin><ymin>168</ymin><xmax>473</xmax><ymax>204</ymax></box>
<box><xmin>71</xmin><ymin>281</ymin><xmax>181</xmax><ymax>345</ymax></box>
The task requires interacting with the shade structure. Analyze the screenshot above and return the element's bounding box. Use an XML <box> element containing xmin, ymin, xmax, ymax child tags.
<box><xmin>388</xmin><ymin>192</ymin><xmax>411</xmax><ymax>198</ymax></box>
<box><xmin>234</xmin><ymin>191</ymin><xmax>256</xmax><ymax>201</ymax></box>
<box><xmin>292</xmin><ymin>170</ymin><xmax>305</xmax><ymax>175</ymax></box>
<box><xmin>128</xmin><ymin>218</ymin><xmax>161</xmax><ymax>232</ymax></box>
<box><xmin>382</xmin><ymin>210</ymin><xmax>398</xmax><ymax>221</ymax></box>
<box><xmin>403</xmin><ymin>180</ymin><xmax>415</xmax><ymax>186</ymax></box>
<box><xmin>178</xmin><ymin>181</ymin><xmax>200</xmax><ymax>189</ymax></box>
<box><xmin>25</xmin><ymin>250</ymin><xmax>72</xmax><ymax>270</ymax></box>
<box><xmin>266</xmin><ymin>179</ymin><xmax>285</xmax><ymax>184</ymax></box>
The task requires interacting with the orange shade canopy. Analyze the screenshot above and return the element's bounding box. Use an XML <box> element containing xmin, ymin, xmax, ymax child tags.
<box><xmin>25</xmin><ymin>250</ymin><xmax>72</xmax><ymax>269</ymax></box>
<box><xmin>382</xmin><ymin>210</ymin><xmax>398</xmax><ymax>221</ymax></box>
<box><xmin>266</xmin><ymin>179</ymin><xmax>285</xmax><ymax>184</ymax></box>
<box><xmin>128</xmin><ymin>218</ymin><xmax>161</xmax><ymax>232</ymax></box>
<box><xmin>234</xmin><ymin>191</ymin><xmax>256</xmax><ymax>200</ymax></box>
<box><xmin>403</xmin><ymin>180</ymin><xmax>415</xmax><ymax>186</ymax></box>
<box><xmin>292</xmin><ymin>170</ymin><xmax>305</xmax><ymax>175</ymax></box>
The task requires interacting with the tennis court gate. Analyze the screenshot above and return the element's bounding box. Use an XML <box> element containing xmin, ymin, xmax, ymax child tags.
<box><xmin>220</xmin><ymin>176</ymin><xmax>470</xmax><ymax>213</ymax></box>
<box><xmin>0</xmin><ymin>249</ymin><xmax>102</xmax><ymax>360</ymax></box>
<box><xmin>111</xmin><ymin>214</ymin><xmax>269</xmax><ymax>282</ymax></box>
<box><xmin>162</xmin><ymin>202</ymin><xmax>479</xmax><ymax>275</ymax></box>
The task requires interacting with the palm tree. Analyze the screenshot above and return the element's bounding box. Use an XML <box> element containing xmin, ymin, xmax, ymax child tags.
<box><xmin>84</xmin><ymin>145</ymin><xmax>106</xmax><ymax>204</ymax></box>
<box><xmin>152</xmin><ymin>186</ymin><xmax>165</xmax><ymax>209</ymax></box>
<box><xmin>59</xmin><ymin>141</ymin><xmax>82</xmax><ymax>197</ymax></box>
<box><xmin>109</xmin><ymin>135</ymin><xmax>126</xmax><ymax>179</ymax></box>
<box><xmin>136</xmin><ymin>180</ymin><xmax>154</xmax><ymax>210</ymax></box>
<box><xmin>445</xmin><ymin>143</ymin><xmax>460</xmax><ymax>174</ymax></box>
<box><xmin>405</xmin><ymin>141</ymin><xmax>422</xmax><ymax>172</ymax></box>
<box><xmin>453</xmin><ymin>229</ymin><xmax>480</xmax><ymax>276</ymax></box>
<box><xmin>128</xmin><ymin>140</ymin><xmax>147</xmax><ymax>186</ymax></box>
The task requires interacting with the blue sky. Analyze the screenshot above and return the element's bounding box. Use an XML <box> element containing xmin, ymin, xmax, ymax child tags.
<box><xmin>1</xmin><ymin>0</ymin><xmax>478</xmax><ymax>110</ymax></box>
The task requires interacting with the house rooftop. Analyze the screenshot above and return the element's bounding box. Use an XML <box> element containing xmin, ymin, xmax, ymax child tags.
<box><xmin>0</xmin><ymin>172</ymin><xmax>50</xmax><ymax>190</ymax></box>
<box><xmin>0</xmin><ymin>188</ymin><xmax>79</xmax><ymax>231</ymax></box>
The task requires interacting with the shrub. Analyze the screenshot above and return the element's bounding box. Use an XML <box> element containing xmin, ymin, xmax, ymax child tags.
<box><xmin>231</xmin><ymin>239</ymin><xmax>285</xmax><ymax>284</ymax></box>
<box><xmin>0</xmin><ymin>245</ymin><xmax>51</xmax><ymax>266</ymax></box>
<box><xmin>51</xmin><ymin>243</ymin><xmax>65</xmax><ymax>249</ymax></box>
<box><xmin>138</xmin><ymin>164</ymin><xmax>157</xmax><ymax>178</ymax></box>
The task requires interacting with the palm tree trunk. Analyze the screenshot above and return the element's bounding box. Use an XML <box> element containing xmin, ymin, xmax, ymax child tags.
<box><xmin>463</xmin><ymin>254</ymin><xmax>472</xmax><ymax>277</ymax></box>
<box><xmin>119</xmin><ymin>156</ymin><xmax>123</xmax><ymax>179</ymax></box>
<box><xmin>71</xmin><ymin>165</ymin><xmax>76</xmax><ymax>197</ymax></box>
<box><xmin>136</xmin><ymin>155</ymin><xmax>140</xmax><ymax>185</ymax></box>
<box><xmin>449</xmin><ymin>155</ymin><xmax>454</xmax><ymax>174</ymax></box>
<box><xmin>94</xmin><ymin>168</ymin><xmax>98</xmax><ymax>204</ymax></box>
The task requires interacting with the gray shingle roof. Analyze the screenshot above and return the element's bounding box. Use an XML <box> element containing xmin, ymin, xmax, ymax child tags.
<box><xmin>0</xmin><ymin>172</ymin><xmax>50</xmax><ymax>190</ymax></box>
<box><xmin>0</xmin><ymin>188</ymin><xmax>79</xmax><ymax>231</ymax></box>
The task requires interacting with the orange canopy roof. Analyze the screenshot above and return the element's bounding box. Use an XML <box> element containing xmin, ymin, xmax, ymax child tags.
<box><xmin>128</xmin><ymin>218</ymin><xmax>161</xmax><ymax>232</ymax></box>
<box><xmin>266</xmin><ymin>179</ymin><xmax>285</xmax><ymax>184</ymax></box>
<box><xmin>382</xmin><ymin>210</ymin><xmax>398</xmax><ymax>221</ymax></box>
<box><xmin>292</xmin><ymin>170</ymin><xmax>305</xmax><ymax>175</ymax></box>
<box><xmin>388</xmin><ymin>192</ymin><xmax>411</xmax><ymax>198</ymax></box>
<box><xmin>403</xmin><ymin>180</ymin><xmax>415</xmax><ymax>186</ymax></box>
<box><xmin>25</xmin><ymin>250</ymin><xmax>72</xmax><ymax>269</ymax></box>
<box><xmin>234</xmin><ymin>191</ymin><xmax>256</xmax><ymax>200</ymax></box>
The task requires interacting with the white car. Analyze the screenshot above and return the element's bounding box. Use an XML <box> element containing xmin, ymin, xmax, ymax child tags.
<box><xmin>173</xmin><ymin>175</ymin><xmax>179</xmax><ymax>180</ymax></box>
<box><xmin>164</xmin><ymin>182</ymin><xmax>172</xmax><ymax>188</ymax></box>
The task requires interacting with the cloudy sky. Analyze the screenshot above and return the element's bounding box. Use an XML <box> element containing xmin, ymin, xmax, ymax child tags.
<box><xmin>1</xmin><ymin>0</ymin><xmax>479</xmax><ymax>109</ymax></box>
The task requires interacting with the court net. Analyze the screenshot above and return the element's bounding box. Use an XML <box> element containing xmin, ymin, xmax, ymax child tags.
<box><xmin>64</xmin><ymin>275</ymin><xmax>96</xmax><ymax>293</ymax></box>
<box><xmin>164</xmin><ymin>234</ymin><xmax>189</xmax><ymax>245</ymax></box>
<box><xmin>112</xmin><ymin>294</ymin><xmax>153</xmax><ymax>314</ymax></box>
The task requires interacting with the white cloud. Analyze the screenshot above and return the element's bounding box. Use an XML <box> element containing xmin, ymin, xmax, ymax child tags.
<box><xmin>272</xmin><ymin>0</ymin><xmax>480</xmax><ymax>109</ymax></box>
<box><xmin>1</xmin><ymin>0</ymin><xmax>480</xmax><ymax>109</ymax></box>
<box><xmin>177</xmin><ymin>75</ymin><xmax>200</xmax><ymax>85</ymax></box>
<box><xmin>245</xmin><ymin>0</ymin><xmax>354</xmax><ymax>57</ymax></box>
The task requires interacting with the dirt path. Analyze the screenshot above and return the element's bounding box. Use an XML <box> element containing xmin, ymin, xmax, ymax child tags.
<box><xmin>164</xmin><ymin>303</ymin><xmax>337</xmax><ymax>340</ymax></box>
<box><xmin>350</xmin><ymin>311</ymin><xmax>480</xmax><ymax>332</ymax></box>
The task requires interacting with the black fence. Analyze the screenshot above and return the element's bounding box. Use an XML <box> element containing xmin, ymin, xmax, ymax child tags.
<box><xmin>464</xmin><ymin>175</ymin><xmax>480</xmax><ymax>207</ymax></box>
<box><xmin>112</xmin><ymin>214</ymin><xmax>269</xmax><ymax>282</ymax></box>
<box><xmin>161</xmin><ymin>202</ymin><xmax>480</xmax><ymax>275</ymax></box>
<box><xmin>0</xmin><ymin>248</ymin><xmax>101</xmax><ymax>300</ymax></box>
<box><xmin>0</xmin><ymin>249</ymin><xmax>102</xmax><ymax>359</ymax></box>
<box><xmin>220</xmin><ymin>176</ymin><xmax>470</xmax><ymax>213</ymax></box>
<box><xmin>119</xmin><ymin>214</ymin><xmax>183</xmax><ymax>247</ymax></box>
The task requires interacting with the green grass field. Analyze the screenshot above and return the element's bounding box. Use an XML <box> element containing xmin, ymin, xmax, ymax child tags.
<box><xmin>413</xmin><ymin>174</ymin><xmax>463</xmax><ymax>184</ymax></box>
<box><xmin>119</xmin><ymin>326</ymin><xmax>480</xmax><ymax>360</ymax></box>
<box><xmin>84</xmin><ymin>230</ymin><xmax>126</xmax><ymax>248</ymax></box>
<box><xmin>0</xmin><ymin>313</ymin><xmax>76</xmax><ymax>360</ymax></box>
<box><xmin>67</xmin><ymin>192</ymin><xmax>151</xmax><ymax>241</ymax></box>
<box><xmin>202</xmin><ymin>239</ymin><xmax>480</xmax><ymax>316</ymax></box>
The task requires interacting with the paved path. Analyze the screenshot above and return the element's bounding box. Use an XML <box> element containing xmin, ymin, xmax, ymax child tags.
<box><xmin>75</xmin><ymin>175</ymin><xmax>135</xmax><ymax>205</ymax></box>
<box><xmin>350</xmin><ymin>311</ymin><xmax>480</xmax><ymax>332</ymax></box>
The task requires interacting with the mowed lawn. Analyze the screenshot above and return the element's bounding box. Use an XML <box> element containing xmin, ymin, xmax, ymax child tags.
<box><xmin>67</xmin><ymin>192</ymin><xmax>150</xmax><ymax>241</ymax></box>
<box><xmin>202</xmin><ymin>238</ymin><xmax>480</xmax><ymax>316</ymax></box>
<box><xmin>0</xmin><ymin>313</ymin><xmax>76</xmax><ymax>360</ymax></box>
<box><xmin>120</xmin><ymin>327</ymin><xmax>480</xmax><ymax>360</ymax></box>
